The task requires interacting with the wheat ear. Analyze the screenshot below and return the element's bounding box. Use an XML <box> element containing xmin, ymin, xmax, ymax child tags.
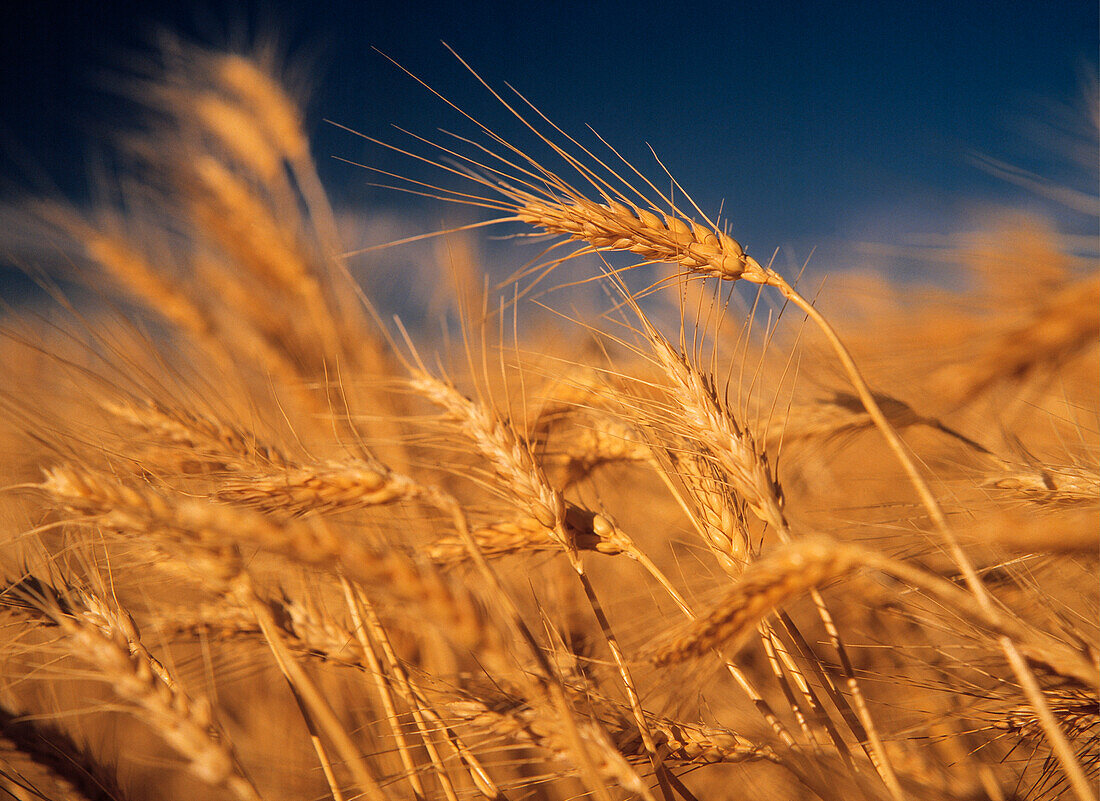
<box><xmin>652</xmin><ymin>535</ymin><xmax>1098</xmax><ymax>688</ymax></box>
<box><xmin>3</xmin><ymin>578</ymin><xmax>261</xmax><ymax>801</ymax></box>
<box><xmin>213</xmin><ymin>460</ymin><xmax>429</xmax><ymax>518</ymax></box>
<box><xmin>427</xmin><ymin>509</ymin><xmax>630</xmax><ymax>564</ymax></box>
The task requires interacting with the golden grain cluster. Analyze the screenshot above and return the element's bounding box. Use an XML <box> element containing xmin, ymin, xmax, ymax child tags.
<box><xmin>0</xmin><ymin>44</ymin><xmax>1096</xmax><ymax>801</ymax></box>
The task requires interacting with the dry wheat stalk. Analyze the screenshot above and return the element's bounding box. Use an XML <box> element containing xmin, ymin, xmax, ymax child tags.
<box><xmin>344</xmin><ymin>586</ymin><xmax>507</xmax><ymax>800</ymax></box>
<box><xmin>608</xmin><ymin>305</ymin><xmax>905</xmax><ymax>791</ymax></box>
<box><xmin>433</xmin><ymin>673</ymin><xmax>778</xmax><ymax>775</ymax></box>
<box><xmin>187</xmin><ymin>156</ymin><xmax>315</xmax><ymax>295</ymax></box>
<box><xmin>35</xmin><ymin>209</ymin><xmax>222</xmax><ymax>363</ymax></box>
<box><xmin>78</xmin><ymin>229</ymin><xmax>213</xmax><ymax>338</ymax></box>
<box><xmin>337</xmin><ymin>584</ymin><xmax>439</xmax><ymax>800</ymax></box>
<box><xmin>770</xmin><ymin>390</ymin><xmax>990</xmax><ymax>455</ymax></box>
<box><xmin>3</xmin><ymin>42</ymin><xmax>1096</xmax><ymax>801</ymax></box>
<box><xmin>435</xmin><ymin>696</ymin><xmax>653</xmax><ymax>793</ymax></box>
<box><xmin>151</xmin><ymin>596</ymin><xmax>369</xmax><ymax>668</ymax></box>
<box><xmin>184</xmin><ymin>158</ymin><xmax>342</xmax><ymax>368</ymax></box>
<box><xmin>961</xmin><ymin>509</ymin><xmax>1099</xmax><ymax>554</ymax></box>
<box><xmin>406</xmin><ymin>74</ymin><xmax>1096</xmax><ymax>793</ymax></box>
<box><xmin>203</xmin><ymin>50</ymin><xmax>353</xmax><ymax>326</ymax></box>
<box><xmin>407</xmin><ymin>370</ymin><xmax>675</xmax><ymax>797</ymax></box>
<box><xmin>409</xmin><ymin>369</ymin><xmax>636</xmax><ymax>564</ymax></box>
<box><xmin>651</xmin><ymin>534</ymin><xmax>1098</xmax><ymax>688</ymax></box>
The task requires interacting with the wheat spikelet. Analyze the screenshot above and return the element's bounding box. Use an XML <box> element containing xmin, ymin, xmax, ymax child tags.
<box><xmin>47</xmin><ymin>218</ymin><xmax>213</xmax><ymax>343</ymax></box>
<box><xmin>942</xmin><ymin>270</ymin><xmax>1100</xmax><ymax>402</ymax></box>
<box><xmin>435</xmin><ymin>674</ymin><xmax>777</xmax><ymax>776</ymax></box>
<box><xmin>644</xmin><ymin>329</ymin><xmax>789</xmax><ymax>536</ymax></box>
<box><xmin>151</xmin><ymin>595</ymin><xmax>373</xmax><ymax>669</ymax></box>
<box><xmin>187</xmin><ymin>156</ymin><xmax>315</xmax><ymax>293</ymax></box>
<box><xmin>190</xmin><ymin>91</ymin><xmax>286</xmax><ymax>182</ymax></box>
<box><xmin>661</xmin><ymin>446</ymin><xmax>752</xmax><ymax>577</ymax></box>
<box><xmin>998</xmin><ymin>689</ymin><xmax>1099</xmax><ymax>743</ymax></box>
<box><xmin>211</xmin><ymin>53</ymin><xmax>310</xmax><ymax>164</ymax></box>
<box><xmin>104</xmin><ymin>398</ymin><xmax>290</xmax><ymax>469</ymax></box>
<box><xmin>435</xmin><ymin>694</ymin><xmax>648</xmax><ymax>792</ymax></box>
<box><xmin>551</xmin><ymin>414</ymin><xmax>655</xmax><ymax>486</ymax></box>
<box><xmin>987</xmin><ymin>463</ymin><xmax>1100</xmax><ymax>508</ymax></box>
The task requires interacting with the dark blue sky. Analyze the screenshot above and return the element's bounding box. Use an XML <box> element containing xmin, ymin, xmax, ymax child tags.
<box><xmin>1</xmin><ymin>1</ymin><xmax>1096</xmax><ymax>276</ymax></box>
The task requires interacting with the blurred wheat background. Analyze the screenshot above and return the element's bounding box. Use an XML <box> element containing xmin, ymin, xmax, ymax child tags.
<box><xmin>0</xmin><ymin>7</ymin><xmax>1097</xmax><ymax>801</ymax></box>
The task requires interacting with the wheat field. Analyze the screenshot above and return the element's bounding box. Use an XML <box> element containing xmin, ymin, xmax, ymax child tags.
<box><xmin>0</xmin><ymin>44</ymin><xmax>1096</xmax><ymax>801</ymax></box>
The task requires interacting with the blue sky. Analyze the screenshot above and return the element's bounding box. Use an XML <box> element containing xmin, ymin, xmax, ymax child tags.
<box><xmin>1</xmin><ymin>1</ymin><xmax>1095</xmax><ymax>281</ymax></box>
